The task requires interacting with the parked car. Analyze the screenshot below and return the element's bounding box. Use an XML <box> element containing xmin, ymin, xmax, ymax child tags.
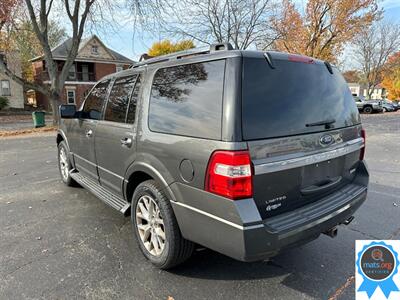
<box><xmin>353</xmin><ymin>95</ymin><xmax>383</xmax><ymax>113</ymax></box>
<box><xmin>382</xmin><ymin>100</ymin><xmax>395</xmax><ymax>112</ymax></box>
<box><xmin>57</xmin><ymin>44</ymin><xmax>369</xmax><ymax>269</ymax></box>
<box><xmin>385</xmin><ymin>100</ymin><xmax>399</xmax><ymax>111</ymax></box>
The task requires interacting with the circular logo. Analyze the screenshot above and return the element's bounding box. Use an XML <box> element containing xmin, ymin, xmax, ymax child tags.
<box><xmin>319</xmin><ymin>134</ymin><xmax>334</xmax><ymax>146</ymax></box>
<box><xmin>360</xmin><ymin>245</ymin><xmax>396</xmax><ymax>281</ymax></box>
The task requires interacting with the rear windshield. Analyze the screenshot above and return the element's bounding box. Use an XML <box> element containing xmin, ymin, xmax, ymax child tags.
<box><xmin>242</xmin><ymin>57</ymin><xmax>360</xmax><ymax>140</ymax></box>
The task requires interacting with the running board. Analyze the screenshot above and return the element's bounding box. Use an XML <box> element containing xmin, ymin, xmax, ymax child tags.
<box><xmin>70</xmin><ymin>171</ymin><xmax>130</xmax><ymax>215</ymax></box>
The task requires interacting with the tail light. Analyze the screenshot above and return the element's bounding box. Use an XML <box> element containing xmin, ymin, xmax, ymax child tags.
<box><xmin>360</xmin><ymin>129</ymin><xmax>366</xmax><ymax>160</ymax></box>
<box><xmin>205</xmin><ymin>150</ymin><xmax>253</xmax><ymax>200</ymax></box>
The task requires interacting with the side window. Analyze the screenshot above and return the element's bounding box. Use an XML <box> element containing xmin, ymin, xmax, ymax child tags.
<box><xmin>127</xmin><ymin>74</ymin><xmax>142</xmax><ymax>124</ymax></box>
<box><xmin>104</xmin><ymin>75</ymin><xmax>137</xmax><ymax>123</ymax></box>
<box><xmin>148</xmin><ymin>60</ymin><xmax>225</xmax><ymax>139</ymax></box>
<box><xmin>82</xmin><ymin>80</ymin><xmax>110</xmax><ymax>120</ymax></box>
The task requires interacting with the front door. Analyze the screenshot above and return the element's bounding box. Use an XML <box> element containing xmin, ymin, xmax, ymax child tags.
<box><xmin>68</xmin><ymin>79</ymin><xmax>111</xmax><ymax>180</ymax></box>
<box><xmin>95</xmin><ymin>73</ymin><xmax>142</xmax><ymax>197</ymax></box>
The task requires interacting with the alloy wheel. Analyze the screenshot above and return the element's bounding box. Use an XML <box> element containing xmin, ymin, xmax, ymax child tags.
<box><xmin>59</xmin><ymin>147</ymin><xmax>69</xmax><ymax>181</ymax></box>
<box><xmin>135</xmin><ymin>195</ymin><xmax>166</xmax><ymax>256</ymax></box>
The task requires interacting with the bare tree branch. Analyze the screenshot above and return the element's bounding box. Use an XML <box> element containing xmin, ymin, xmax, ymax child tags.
<box><xmin>353</xmin><ymin>21</ymin><xmax>400</xmax><ymax>98</ymax></box>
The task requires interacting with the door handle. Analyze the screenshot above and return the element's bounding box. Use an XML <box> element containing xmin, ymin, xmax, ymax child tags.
<box><xmin>120</xmin><ymin>137</ymin><xmax>132</xmax><ymax>147</ymax></box>
<box><xmin>85</xmin><ymin>129</ymin><xmax>93</xmax><ymax>138</ymax></box>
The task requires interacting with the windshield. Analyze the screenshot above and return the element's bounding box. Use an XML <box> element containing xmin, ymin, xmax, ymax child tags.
<box><xmin>242</xmin><ymin>57</ymin><xmax>360</xmax><ymax>140</ymax></box>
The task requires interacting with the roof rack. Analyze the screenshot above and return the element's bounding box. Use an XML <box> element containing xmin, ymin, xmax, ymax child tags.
<box><xmin>130</xmin><ymin>42</ymin><xmax>234</xmax><ymax>69</ymax></box>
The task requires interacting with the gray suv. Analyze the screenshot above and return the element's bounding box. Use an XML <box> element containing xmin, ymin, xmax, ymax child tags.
<box><xmin>57</xmin><ymin>43</ymin><xmax>369</xmax><ymax>269</ymax></box>
<box><xmin>353</xmin><ymin>95</ymin><xmax>383</xmax><ymax>113</ymax></box>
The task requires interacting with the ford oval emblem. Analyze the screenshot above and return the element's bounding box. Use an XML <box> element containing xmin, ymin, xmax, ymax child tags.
<box><xmin>320</xmin><ymin>134</ymin><xmax>334</xmax><ymax>146</ymax></box>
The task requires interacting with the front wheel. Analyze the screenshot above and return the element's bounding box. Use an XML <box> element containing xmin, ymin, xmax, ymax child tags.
<box><xmin>58</xmin><ymin>141</ymin><xmax>77</xmax><ymax>186</ymax></box>
<box><xmin>131</xmin><ymin>180</ymin><xmax>194</xmax><ymax>269</ymax></box>
<box><xmin>363</xmin><ymin>106</ymin><xmax>373</xmax><ymax>114</ymax></box>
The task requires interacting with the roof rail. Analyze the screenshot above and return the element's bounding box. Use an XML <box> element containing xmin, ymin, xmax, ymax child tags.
<box><xmin>130</xmin><ymin>42</ymin><xmax>234</xmax><ymax>69</ymax></box>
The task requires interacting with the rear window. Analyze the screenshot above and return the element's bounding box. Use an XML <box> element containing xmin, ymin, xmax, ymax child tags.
<box><xmin>149</xmin><ymin>60</ymin><xmax>225</xmax><ymax>139</ymax></box>
<box><xmin>242</xmin><ymin>57</ymin><xmax>360</xmax><ymax>140</ymax></box>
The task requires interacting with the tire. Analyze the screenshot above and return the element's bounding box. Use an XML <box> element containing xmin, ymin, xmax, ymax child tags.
<box><xmin>58</xmin><ymin>141</ymin><xmax>77</xmax><ymax>186</ymax></box>
<box><xmin>131</xmin><ymin>180</ymin><xmax>194</xmax><ymax>269</ymax></box>
<box><xmin>383</xmin><ymin>107</ymin><xmax>387</xmax><ymax>112</ymax></box>
<box><xmin>363</xmin><ymin>106</ymin><xmax>373</xmax><ymax>114</ymax></box>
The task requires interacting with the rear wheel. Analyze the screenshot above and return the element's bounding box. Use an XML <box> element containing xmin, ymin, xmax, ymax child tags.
<box><xmin>58</xmin><ymin>141</ymin><xmax>76</xmax><ymax>186</ymax></box>
<box><xmin>363</xmin><ymin>106</ymin><xmax>373</xmax><ymax>114</ymax></box>
<box><xmin>383</xmin><ymin>107</ymin><xmax>388</xmax><ymax>112</ymax></box>
<box><xmin>131</xmin><ymin>180</ymin><xmax>194</xmax><ymax>269</ymax></box>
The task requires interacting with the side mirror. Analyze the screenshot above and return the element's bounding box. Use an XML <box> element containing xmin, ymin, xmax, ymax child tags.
<box><xmin>60</xmin><ymin>104</ymin><xmax>77</xmax><ymax>118</ymax></box>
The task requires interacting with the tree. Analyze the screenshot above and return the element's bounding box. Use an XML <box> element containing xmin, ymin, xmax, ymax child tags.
<box><xmin>343</xmin><ymin>70</ymin><xmax>361</xmax><ymax>83</ymax></box>
<box><xmin>12</xmin><ymin>20</ymin><xmax>67</xmax><ymax>82</ymax></box>
<box><xmin>381</xmin><ymin>52</ymin><xmax>400</xmax><ymax>100</ymax></box>
<box><xmin>0</xmin><ymin>0</ymin><xmax>21</xmax><ymax>31</ymax></box>
<box><xmin>148</xmin><ymin>40</ymin><xmax>195</xmax><ymax>57</ymax></box>
<box><xmin>0</xmin><ymin>0</ymin><xmax>120</xmax><ymax>124</ymax></box>
<box><xmin>353</xmin><ymin>21</ymin><xmax>400</xmax><ymax>99</ymax></box>
<box><xmin>271</xmin><ymin>0</ymin><xmax>380</xmax><ymax>63</ymax></box>
<box><xmin>157</xmin><ymin>0</ymin><xmax>276</xmax><ymax>50</ymax></box>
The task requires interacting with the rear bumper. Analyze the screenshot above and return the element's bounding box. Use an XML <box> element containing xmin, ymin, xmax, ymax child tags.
<box><xmin>241</xmin><ymin>186</ymin><xmax>367</xmax><ymax>261</ymax></box>
<box><xmin>171</xmin><ymin>161</ymin><xmax>369</xmax><ymax>262</ymax></box>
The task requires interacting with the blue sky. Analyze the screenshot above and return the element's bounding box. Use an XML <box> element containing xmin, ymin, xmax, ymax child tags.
<box><xmin>95</xmin><ymin>0</ymin><xmax>400</xmax><ymax>61</ymax></box>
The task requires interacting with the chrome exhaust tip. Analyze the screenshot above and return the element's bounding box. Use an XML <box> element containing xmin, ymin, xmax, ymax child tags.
<box><xmin>342</xmin><ymin>216</ymin><xmax>355</xmax><ymax>226</ymax></box>
<box><xmin>323</xmin><ymin>227</ymin><xmax>338</xmax><ymax>238</ymax></box>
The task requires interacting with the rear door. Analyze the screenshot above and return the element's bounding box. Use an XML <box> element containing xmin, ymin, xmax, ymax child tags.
<box><xmin>95</xmin><ymin>73</ymin><xmax>142</xmax><ymax>197</ymax></box>
<box><xmin>68</xmin><ymin>79</ymin><xmax>110</xmax><ymax>180</ymax></box>
<box><xmin>241</xmin><ymin>54</ymin><xmax>364</xmax><ymax>219</ymax></box>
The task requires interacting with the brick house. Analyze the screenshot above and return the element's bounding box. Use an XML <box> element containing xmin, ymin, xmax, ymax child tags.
<box><xmin>31</xmin><ymin>35</ymin><xmax>133</xmax><ymax>110</ymax></box>
<box><xmin>0</xmin><ymin>51</ymin><xmax>24</xmax><ymax>109</ymax></box>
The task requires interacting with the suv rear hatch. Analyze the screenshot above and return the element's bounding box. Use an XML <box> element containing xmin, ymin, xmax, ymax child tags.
<box><xmin>242</xmin><ymin>52</ymin><xmax>364</xmax><ymax>219</ymax></box>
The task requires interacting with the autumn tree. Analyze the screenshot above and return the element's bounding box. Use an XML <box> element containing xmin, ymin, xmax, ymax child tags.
<box><xmin>148</xmin><ymin>40</ymin><xmax>195</xmax><ymax>57</ymax></box>
<box><xmin>270</xmin><ymin>0</ymin><xmax>380</xmax><ymax>62</ymax></box>
<box><xmin>381</xmin><ymin>52</ymin><xmax>400</xmax><ymax>100</ymax></box>
<box><xmin>0</xmin><ymin>0</ymin><xmax>143</xmax><ymax>124</ymax></box>
<box><xmin>353</xmin><ymin>21</ymin><xmax>400</xmax><ymax>99</ymax></box>
<box><xmin>342</xmin><ymin>70</ymin><xmax>361</xmax><ymax>83</ymax></box>
<box><xmin>0</xmin><ymin>0</ymin><xmax>22</xmax><ymax>31</ymax></box>
<box><xmin>11</xmin><ymin>20</ymin><xmax>67</xmax><ymax>82</ymax></box>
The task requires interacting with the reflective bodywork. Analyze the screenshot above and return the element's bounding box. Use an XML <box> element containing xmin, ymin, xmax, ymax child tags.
<box><xmin>58</xmin><ymin>49</ymin><xmax>369</xmax><ymax>263</ymax></box>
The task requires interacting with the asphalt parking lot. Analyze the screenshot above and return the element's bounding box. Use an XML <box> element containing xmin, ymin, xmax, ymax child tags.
<box><xmin>1</xmin><ymin>112</ymin><xmax>399</xmax><ymax>300</ymax></box>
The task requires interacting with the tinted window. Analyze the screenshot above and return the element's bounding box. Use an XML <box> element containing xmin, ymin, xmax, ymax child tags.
<box><xmin>127</xmin><ymin>74</ymin><xmax>141</xmax><ymax>124</ymax></box>
<box><xmin>105</xmin><ymin>75</ymin><xmax>137</xmax><ymax>123</ymax></box>
<box><xmin>242</xmin><ymin>57</ymin><xmax>360</xmax><ymax>140</ymax></box>
<box><xmin>149</xmin><ymin>60</ymin><xmax>225</xmax><ymax>139</ymax></box>
<box><xmin>82</xmin><ymin>80</ymin><xmax>110</xmax><ymax>120</ymax></box>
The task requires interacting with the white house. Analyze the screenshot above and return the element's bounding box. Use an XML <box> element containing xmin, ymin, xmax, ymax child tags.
<box><xmin>0</xmin><ymin>51</ymin><xmax>24</xmax><ymax>109</ymax></box>
<box><xmin>348</xmin><ymin>82</ymin><xmax>386</xmax><ymax>100</ymax></box>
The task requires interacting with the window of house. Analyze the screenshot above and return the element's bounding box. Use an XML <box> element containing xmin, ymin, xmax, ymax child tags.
<box><xmin>116</xmin><ymin>65</ymin><xmax>123</xmax><ymax>72</ymax></box>
<box><xmin>1</xmin><ymin>80</ymin><xmax>11</xmax><ymax>96</ymax></box>
<box><xmin>0</xmin><ymin>53</ymin><xmax>7</xmax><ymax>68</ymax></box>
<box><xmin>68</xmin><ymin>65</ymin><xmax>76</xmax><ymax>80</ymax></box>
<box><xmin>127</xmin><ymin>74</ymin><xmax>142</xmax><ymax>124</ymax></box>
<box><xmin>66</xmin><ymin>89</ymin><xmax>76</xmax><ymax>104</ymax></box>
<box><xmin>91</xmin><ymin>45</ymin><xmax>99</xmax><ymax>55</ymax></box>
<box><xmin>104</xmin><ymin>75</ymin><xmax>137</xmax><ymax>123</ymax></box>
<box><xmin>149</xmin><ymin>60</ymin><xmax>225</xmax><ymax>139</ymax></box>
<box><xmin>82</xmin><ymin>80</ymin><xmax>110</xmax><ymax>120</ymax></box>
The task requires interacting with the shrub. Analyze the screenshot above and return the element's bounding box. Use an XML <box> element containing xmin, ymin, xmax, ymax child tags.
<box><xmin>0</xmin><ymin>96</ymin><xmax>9</xmax><ymax>110</ymax></box>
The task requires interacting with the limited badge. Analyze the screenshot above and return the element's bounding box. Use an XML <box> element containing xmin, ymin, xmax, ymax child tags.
<box><xmin>356</xmin><ymin>240</ymin><xmax>400</xmax><ymax>299</ymax></box>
